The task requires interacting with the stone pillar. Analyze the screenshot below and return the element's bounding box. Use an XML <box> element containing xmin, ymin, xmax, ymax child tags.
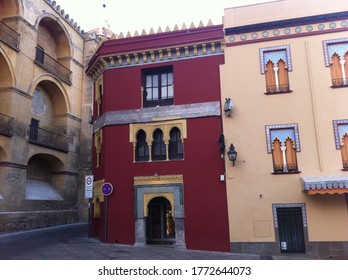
<box><xmin>134</xmin><ymin>218</ymin><xmax>146</xmax><ymax>246</ymax></box>
<box><xmin>174</xmin><ymin>218</ymin><xmax>186</xmax><ymax>250</ymax></box>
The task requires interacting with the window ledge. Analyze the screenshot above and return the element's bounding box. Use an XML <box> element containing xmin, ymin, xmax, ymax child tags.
<box><xmin>341</xmin><ymin>168</ymin><xmax>348</xmax><ymax>172</ymax></box>
<box><xmin>331</xmin><ymin>85</ymin><xmax>348</xmax><ymax>89</ymax></box>
<box><xmin>264</xmin><ymin>90</ymin><xmax>293</xmax><ymax>95</ymax></box>
<box><xmin>272</xmin><ymin>171</ymin><xmax>301</xmax><ymax>175</ymax></box>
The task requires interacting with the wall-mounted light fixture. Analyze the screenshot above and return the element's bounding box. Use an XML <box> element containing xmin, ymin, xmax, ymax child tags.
<box><xmin>224</xmin><ymin>98</ymin><xmax>234</xmax><ymax>117</ymax></box>
<box><xmin>218</xmin><ymin>134</ymin><xmax>225</xmax><ymax>158</ymax></box>
<box><xmin>227</xmin><ymin>144</ymin><xmax>238</xmax><ymax>166</ymax></box>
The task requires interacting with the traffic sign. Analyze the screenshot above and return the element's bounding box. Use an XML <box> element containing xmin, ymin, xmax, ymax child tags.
<box><xmin>101</xmin><ymin>182</ymin><xmax>113</xmax><ymax>196</ymax></box>
<box><xmin>85</xmin><ymin>175</ymin><xmax>94</xmax><ymax>199</ymax></box>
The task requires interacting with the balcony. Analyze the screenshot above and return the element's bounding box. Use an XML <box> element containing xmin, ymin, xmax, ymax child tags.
<box><xmin>35</xmin><ymin>47</ymin><xmax>72</xmax><ymax>85</ymax></box>
<box><xmin>0</xmin><ymin>113</ymin><xmax>14</xmax><ymax>137</ymax></box>
<box><xmin>266</xmin><ymin>84</ymin><xmax>292</xmax><ymax>94</ymax></box>
<box><xmin>273</xmin><ymin>163</ymin><xmax>299</xmax><ymax>174</ymax></box>
<box><xmin>0</xmin><ymin>21</ymin><xmax>19</xmax><ymax>50</ymax></box>
<box><xmin>29</xmin><ymin>125</ymin><xmax>69</xmax><ymax>153</ymax></box>
<box><xmin>332</xmin><ymin>78</ymin><xmax>348</xmax><ymax>88</ymax></box>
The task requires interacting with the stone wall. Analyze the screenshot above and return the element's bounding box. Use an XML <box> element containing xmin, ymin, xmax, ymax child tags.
<box><xmin>0</xmin><ymin>210</ymin><xmax>78</xmax><ymax>234</ymax></box>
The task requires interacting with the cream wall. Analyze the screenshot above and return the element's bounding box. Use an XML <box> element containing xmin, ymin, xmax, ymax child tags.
<box><xmin>221</xmin><ymin>2</ymin><xmax>348</xmax><ymax>243</ymax></box>
<box><xmin>224</xmin><ymin>0</ymin><xmax>348</xmax><ymax>28</ymax></box>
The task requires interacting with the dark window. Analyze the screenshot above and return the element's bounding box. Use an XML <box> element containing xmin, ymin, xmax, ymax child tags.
<box><xmin>29</xmin><ymin>118</ymin><xmax>40</xmax><ymax>141</ymax></box>
<box><xmin>143</xmin><ymin>68</ymin><xmax>173</xmax><ymax>107</ymax></box>
<box><xmin>277</xmin><ymin>207</ymin><xmax>305</xmax><ymax>253</ymax></box>
<box><xmin>152</xmin><ymin>129</ymin><xmax>166</xmax><ymax>161</ymax></box>
<box><xmin>169</xmin><ymin>127</ymin><xmax>183</xmax><ymax>160</ymax></box>
<box><xmin>135</xmin><ymin>130</ymin><xmax>149</xmax><ymax>162</ymax></box>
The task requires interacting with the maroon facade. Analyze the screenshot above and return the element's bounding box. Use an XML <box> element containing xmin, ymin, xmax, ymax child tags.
<box><xmin>88</xmin><ymin>25</ymin><xmax>230</xmax><ymax>252</ymax></box>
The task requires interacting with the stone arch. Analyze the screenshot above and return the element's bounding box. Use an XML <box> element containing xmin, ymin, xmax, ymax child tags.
<box><xmin>29</xmin><ymin>74</ymin><xmax>71</xmax><ymax>113</ymax></box>
<box><xmin>0</xmin><ymin>48</ymin><xmax>15</xmax><ymax>88</ymax></box>
<box><xmin>35</xmin><ymin>13</ymin><xmax>73</xmax><ymax>59</ymax></box>
<box><xmin>26</xmin><ymin>153</ymin><xmax>65</xmax><ymax>200</ymax></box>
<box><xmin>0</xmin><ymin>0</ymin><xmax>22</xmax><ymax>19</ymax></box>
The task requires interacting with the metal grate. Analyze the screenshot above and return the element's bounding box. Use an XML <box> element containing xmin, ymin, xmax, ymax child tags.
<box><xmin>276</xmin><ymin>207</ymin><xmax>306</xmax><ymax>253</ymax></box>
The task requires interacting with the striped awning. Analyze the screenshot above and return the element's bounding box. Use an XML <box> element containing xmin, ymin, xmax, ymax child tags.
<box><xmin>301</xmin><ymin>175</ymin><xmax>348</xmax><ymax>195</ymax></box>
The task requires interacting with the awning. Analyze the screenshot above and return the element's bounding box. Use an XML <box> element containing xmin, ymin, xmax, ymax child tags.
<box><xmin>301</xmin><ymin>175</ymin><xmax>348</xmax><ymax>195</ymax></box>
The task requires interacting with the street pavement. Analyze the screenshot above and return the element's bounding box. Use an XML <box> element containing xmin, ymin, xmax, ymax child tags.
<box><xmin>0</xmin><ymin>223</ymin><xmax>309</xmax><ymax>260</ymax></box>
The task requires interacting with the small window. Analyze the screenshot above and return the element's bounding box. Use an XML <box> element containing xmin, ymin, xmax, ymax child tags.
<box><xmin>169</xmin><ymin>127</ymin><xmax>183</xmax><ymax>160</ymax></box>
<box><xmin>266</xmin><ymin>124</ymin><xmax>300</xmax><ymax>174</ymax></box>
<box><xmin>152</xmin><ymin>129</ymin><xmax>166</xmax><ymax>161</ymax></box>
<box><xmin>135</xmin><ymin>130</ymin><xmax>149</xmax><ymax>162</ymax></box>
<box><xmin>143</xmin><ymin>67</ymin><xmax>174</xmax><ymax>107</ymax></box>
<box><xmin>323</xmin><ymin>39</ymin><xmax>348</xmax><ymax>87</ymax></box>
<box><xmin>260</xmin><ymin>46</ymin><xmax>292</xmax><ymax>94</ymax></box>
<box><xmin>333</xmin><ymin>120</ymin><xmax>348</xmax><ymax>170</ymax></box>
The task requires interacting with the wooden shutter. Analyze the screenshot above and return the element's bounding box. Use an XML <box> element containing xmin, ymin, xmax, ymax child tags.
<box><xmin>272</xmin><ymin>139</ymin><xmax>283</xmax><ymax>172</ymax></box>
<box><xmin>330</xmin><ymin>53</ymin><xmax>343</xmax><ymax>86</ymax></box>
<box><xmin>341</xmin><ymin>134</ymin><xmax>348</xmax><ymax>169</ymax></box>
<box><xmin>285</xmin><ymin>138</ymin><xmax>297</xmax><ymax>171</ymax></box>
<box><xmin>265</xmin><ymin>60</ymin><xmax>276</xmax><ymax>92</ymax></box>
<box><xmin>278</xmin><ymin>59</ymin><xmax>289</xmax><ymax>91</ymax></box>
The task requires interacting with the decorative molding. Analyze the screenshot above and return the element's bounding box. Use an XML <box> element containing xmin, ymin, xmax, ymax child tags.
<box><xmin>87</xmin><ymin>41</ymin><xmax>224</xmax><ymax>80</ymax></box>
<box><xmin>259</xmin><ymin>45</ymin><xmax>292</xmax><ymax>74</ymax></box>
<box><xmin>323</xmin><ymin>38</ymin><xmax>348</xmax><ymax>67</ymax></box>
<box><xmin>94</xmin><ymin>101</ymin><xmax>221</xmax><ymax>132</ymax></box>
<box><xmin>134</xmin><ymin>175</ymin><xmax>183</xmax><ymax>186</ymax></box>
<box><xmin>333</xmin><ymin>119</ymin><xmax>348</xmax><ymax>150</ymax></box>
<box><xmin>226</xmin><ymin>13</ymin><xmax>348</xmax><ymax>46</ymax></box>
<box><xmin>272</xmin><ymin>203</ymin><xmax>307</xmax><ymax>228</ymax></box>
<box><xmin>265</xmin><ymin>123</ymin><xmax>300</xmax><ymax>154</ymax></box>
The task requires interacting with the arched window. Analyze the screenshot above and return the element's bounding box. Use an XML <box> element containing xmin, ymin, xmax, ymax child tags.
<box><xmin>152</xmin><ymin>129</ymin><xmax>166</xmax><ymax>161</ymax></box>
<box><xmin>265</xmin><ymin>60</ymin><xmax>276</xmax><ymax>93</ymax></box>
<box><xmin>169</xmin><ymin>127</ymin><xmax>183</xmax><ymax>160</ymax></box>
<box><xmin>135</xmin><ymin>130</ymin><xmax>149</xmax><ymax>162</ymax></box>
<box><xmin>267</xmin><ymin>125</ymin><xmax>300</xmax><ymax>173</ymax></box>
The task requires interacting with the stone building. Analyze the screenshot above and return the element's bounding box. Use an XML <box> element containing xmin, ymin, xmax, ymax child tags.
<box><xmin>221</xmin><ymin>0</ymin><xmax>348</xmax><ymax>258</ymax></box>
<box><xmin>0</xmin><ymin>0</ymin><xmax>96</xmax><ymax>233</ymax></box>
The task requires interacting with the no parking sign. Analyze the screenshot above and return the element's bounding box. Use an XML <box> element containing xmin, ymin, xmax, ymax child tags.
<box><xmin>101</xmin><ymin>182</ymin><xmax>114</xmax><ymax>196</ymax></box>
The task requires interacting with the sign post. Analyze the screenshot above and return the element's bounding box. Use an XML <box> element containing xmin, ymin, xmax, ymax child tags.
<box><xmin>101</xmin><ymin>182</ymin><xmax>114</xmax><ymax>243</ymax></box>
<box><xmin>85</xmin><ymin>175</ymin><xmax>94</xmax><ymax>238</ymax></box>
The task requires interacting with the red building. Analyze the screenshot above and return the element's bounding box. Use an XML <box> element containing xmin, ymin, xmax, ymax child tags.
<box><xmin>86</xmin><ymin>24</ymin><xmax>230</xmax><ymax>252</ymax></box>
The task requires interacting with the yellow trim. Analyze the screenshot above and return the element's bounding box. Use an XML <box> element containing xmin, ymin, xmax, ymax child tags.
<box><xmin>134</xmin><ymin>175</ymin><xmax>184</xmax><ymax>186</ymax></box>
<box><xmin>144</xmin><ymin>193</ymin><xmax>174</xmax><ymax>217</ymax></box>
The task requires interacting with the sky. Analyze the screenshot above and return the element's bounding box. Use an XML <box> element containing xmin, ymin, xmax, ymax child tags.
<box><xmin>54</xmin><ymin>0</ymin><xmax>275</xmax><ymax>35</ymax></box>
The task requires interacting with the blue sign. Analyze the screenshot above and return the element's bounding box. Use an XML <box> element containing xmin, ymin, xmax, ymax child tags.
<box><xmin>101</xmin><ymin>182</ymin><xmax>113</xmax><ymax>196</ymax></box>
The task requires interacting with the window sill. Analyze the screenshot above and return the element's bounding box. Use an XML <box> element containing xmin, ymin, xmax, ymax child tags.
<box><xmin>264</xmin><ymin>90</ymin><xmax>293</xmax><ymax>95</ymax></box>
<box><xmin>341</xmin><ymin>168</ymin><xmax>348</xmax><ymax>171</ymax></box>
<box><xmin>331</xmin><ymin>84</ymin><xmax>348</xmax><ymax>89</ymax></box>
<box><xmin>272</xmin><ymin>171</ymin><xmax>301</xmax><ymax>175</ymax></box>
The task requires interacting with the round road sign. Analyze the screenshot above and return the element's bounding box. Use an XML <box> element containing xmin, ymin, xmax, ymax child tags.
<box><xmin>101</xmin><ymin>182</ymin><xmax>113</xmax><ymax>196</ymax></box>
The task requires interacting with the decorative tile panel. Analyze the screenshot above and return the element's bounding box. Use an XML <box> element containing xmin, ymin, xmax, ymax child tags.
<box><xmin>323</xmin><ymin>38</ymin><xmax>348</xmax><ymax>67</ymax></box>
<box><xmin>272</xmin><ymin>203</ymin><xmax>307</xmax><ymax>228</ymax></box>
<box><xmin>259</xmin><ymin>46</ymin><xmax>292</xmax><ymax>74</ymax></box>
<box><xmin>265</xmin><ymin>124</ymin><xmax>300</xmax><ymax>154</ymax></box>
<box><xmin>333</xmin><ymin>119</ymin><xmax>348</xmax><ymax>149</ymax></box>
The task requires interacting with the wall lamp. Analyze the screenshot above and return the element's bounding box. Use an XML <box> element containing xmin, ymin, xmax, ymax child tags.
<box><xmin>227</xmin><ymin>144</ymin><xmax>238</xmax><ymax>166</ymax></box>
<box><xmin>218</xmin><ymin>134</ymin><xmax>225</xmax><ymax>157</ymax></box>
<box><xmin>224</xmin><ymin>98</ymin><xmax>234</xmax><ymax>117</ymax></box>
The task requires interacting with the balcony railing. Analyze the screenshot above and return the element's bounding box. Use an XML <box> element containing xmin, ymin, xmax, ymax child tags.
<box><xmin>0</xmin><ymin>113</ymin><xmax>14</xmax><ymax>137</ymax></box>
<box><xmin>332</xmin><ymin>78</ymin><xmax>348</xmax><ymax>87</ymax></box>
<box><xmin>35</xmin><ymin>46</ymin><xmax>72</xmax><ymax>85</ymax></box>
<box><xmin>273</xmin><ymin>163</ymin><xmax>298</xmax><ymax>173</ymax></box>
<box><xmin>266</xmin><ymin>84</ymin><xmax>291</xmax><ymax>94</ymax></box>
<box><xmin>0</xmin><ymin>21</ymin><xmax>19</xmax><ymax>50</ymax></box>
<box><xmin>29</xmin><ymin>125</ymin><xmax>69</xmax><ymax>153</ymax></box>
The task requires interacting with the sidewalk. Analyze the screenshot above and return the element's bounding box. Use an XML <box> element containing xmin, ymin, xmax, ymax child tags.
<box><xmin>0</xmin><ymin>223</ymin><xmax>313</xmax><ymax>260</ymax></box>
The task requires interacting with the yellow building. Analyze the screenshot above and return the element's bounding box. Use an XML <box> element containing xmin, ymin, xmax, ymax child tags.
<box><xmin>221</xmin><ymin>0</ymin><xmax>348</xmax><ymax>258</ymax></box>
<box><xmin>0</xmin><ymin>0</ymin><xmax>96</xmax><ymax>233</ymax></box>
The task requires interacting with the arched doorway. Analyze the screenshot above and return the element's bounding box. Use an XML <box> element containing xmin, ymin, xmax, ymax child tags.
<box><xmin>146</xmin><ymin>197</ymin><xmax>175</xmax><ymax>245</ymax></box>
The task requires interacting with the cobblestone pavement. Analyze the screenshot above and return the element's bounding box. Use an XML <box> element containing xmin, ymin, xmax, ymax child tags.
<box><xmin>0</xmin><ymin>223</ymin><xmax>310</xmax><ymax>260</ymax></box>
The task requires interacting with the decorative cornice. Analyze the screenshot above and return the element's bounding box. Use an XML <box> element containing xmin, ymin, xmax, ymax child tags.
<box><xmin>225</xmin><ymin>12</ymin><xmax>348</xmax><ymax>46</ymax></box>
<box><xmin>134</xmin><ymin>175</ymin><xmax>183</xmax><ymax>186</ymax></box>
<box><xmin>87</xmin><ymin>40</ymin><xmax>224</xmax><ymax>80</ymax></box>
<box><xmin>44</xmin><ymin>0</ymin><xmax>84</xmax><ymax>35</ymax></box>
<box><xmin>93</xmin><ymin>101</ymin><xmax>221</xmax><ymax>132</ymax></box>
